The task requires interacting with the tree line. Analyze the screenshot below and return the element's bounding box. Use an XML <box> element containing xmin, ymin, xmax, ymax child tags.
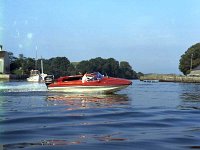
<box><xmin>9</xmin><ymin>54</ymin><xmax>143</xmax><ymax>79</ymax></box>
<box><xmin>179</xmin><ymin>43</ymin><xmax>200</xmax><ymax>75</ymax></box>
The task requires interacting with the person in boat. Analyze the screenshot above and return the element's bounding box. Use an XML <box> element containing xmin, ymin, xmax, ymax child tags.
<box><xmin>91</xmin><ymin>72</ymin><xmax>104</xmax><ymax>81</ymax></box>
<box><xmin>82</xmin><ymin>73</ymin><xmax>87</xmax><ymax>83</ymax></box>
<box><xmin>82</xmin><ymin>72</ymin><xmax>103</xmax><ymax>83</ymax></box>
<box><xmin>82</xmin><ymin>73</ymin><xmax>94</xmax><ymax>83</ymax></box>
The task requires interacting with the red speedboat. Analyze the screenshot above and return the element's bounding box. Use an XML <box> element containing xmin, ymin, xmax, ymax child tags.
<box><xmin>44</xmin><ymin>72</ymin><xmax>132</xmax><ymax>93</ymax></box>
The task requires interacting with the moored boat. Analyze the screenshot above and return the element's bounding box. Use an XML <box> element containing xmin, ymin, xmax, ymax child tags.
<box><xmin>27</xmin><ymin>59</ymin><xmax>47</xmax><ymax>82</ymax></box>
<box><xmin>44</xmin><ymin>72</ymin><xmax>132</xmax><ymax>93</ymax></box>
<box><xmin>27</xmin><ymin>70</ymin><xmax>42</xmax><ymax>82</ymax></box>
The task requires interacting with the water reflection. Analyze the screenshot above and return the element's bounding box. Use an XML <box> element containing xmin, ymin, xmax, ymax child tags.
<box><xmin>46</xmin><ymin>93</ymin><xmax>130</xmax><ymax>109</ymax></box>
<box><xmin>0</xmin><ymin>96</ymin><xmax>6</xmax><ymax>123</ymax></box>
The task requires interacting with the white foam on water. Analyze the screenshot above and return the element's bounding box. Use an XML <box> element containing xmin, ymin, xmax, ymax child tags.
<box><xmin>0</xmin><ymin>82</ymin><xmax>48</xmax><ymax>92</ymax></box>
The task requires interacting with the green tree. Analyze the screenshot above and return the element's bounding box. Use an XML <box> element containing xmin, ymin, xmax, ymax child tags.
<box><xmin>10</xmin><ymin>54</ymin><xmax>35</xmax><ymax>75</ymax></box>
<box><xmin>67</xmin><ymin>64</ymin><xmax>77</xmax><ymax>75</ymax></box>
<box><xmin>102</xmin><ymin>58</ymin><xmax>119</xmax><ymax>77</ymax></box>
<box><xmin>137</xmin><ymin>72</ymin><xmax>144</xmax><ymax>79</ymax></box>
<box><xmin>119</xmin><ymin>61</ymin><xmax>137</xmax><ymax>79</ymax></box>
<box><xmin>23</xmin><ymin>58</ymin><xmax>35</xmax><ymax>74</ymax></box>
<box><xmin>8</xmin><ymin>52</ymin><xmax>17</xmax><ymax>62</ymax></box>
<box><xmin>76</xmin><ymin>60</ymin><xmax>92</xmax><ymax>74</ymax></box>
<box><xmin>9</xmin><ymin>53</ymin><xmax>140</xmax><ymax>79</ymax></box>
<box><xmin>76</xmin><ymin>57</ymin><xmax>138</xmax><ymax>79</ymax></box>
<box><xmin>179</xmin><ymin>43</ymin><xmax>200</xmax><ymax>75</ymax></box>
<box><xmin>43</xmin><ymin>57</ymin><xmax>70</xmax><ymax>78</ymax></box>
<box><xmin>90</xmin><ymin>57</ymin><xmax>106</xmax><ymax>72</ymax></box>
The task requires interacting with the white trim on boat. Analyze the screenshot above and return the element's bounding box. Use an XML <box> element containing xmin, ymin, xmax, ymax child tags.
<box><xmin>48</xmin><ymin>85</ymin><xmax>129</xmax><ymax>93</ymax></box>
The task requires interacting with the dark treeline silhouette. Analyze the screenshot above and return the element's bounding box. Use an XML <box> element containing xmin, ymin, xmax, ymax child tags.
<box><xmin>9</xmin><ymin>54</ymin><xmax>142</xmax><ymax>79</ymax></box>
<box><xmin>179</xmin><ymin>43</ymin><xmax>200</xmax><ymax>75</ymax></box>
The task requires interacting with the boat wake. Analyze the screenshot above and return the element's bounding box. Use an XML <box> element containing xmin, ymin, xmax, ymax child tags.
<box><xmin>0</xmin><ymin>82</ymin><xmax>47</xmax><ymax>93</ymax></box>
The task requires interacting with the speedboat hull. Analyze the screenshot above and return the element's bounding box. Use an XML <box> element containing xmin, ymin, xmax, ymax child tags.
<box><xmin>47</xmin><ymin>85</ymin><xmax>130</xmax><ymax>93</ymax></box>
<box><xmin>45</xmin><ymin>73</ymin><xmax>132</xmax><ymax>93</ymax></box>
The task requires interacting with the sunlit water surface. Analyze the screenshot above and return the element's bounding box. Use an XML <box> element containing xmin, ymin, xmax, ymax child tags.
<box><xmin>0</xmin><ymin>80</ymin><xmax>200</xmax><ymax>150</ymax></box>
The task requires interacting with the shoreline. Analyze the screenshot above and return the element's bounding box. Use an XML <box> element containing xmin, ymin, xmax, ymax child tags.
<box><xmin>140</xmin><ymin>74</ymin><xmax>200</xmax><ymax>83</ymax></box>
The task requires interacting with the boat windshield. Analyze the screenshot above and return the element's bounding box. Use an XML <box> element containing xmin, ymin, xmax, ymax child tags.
<box><xmin>92</xmin><ymin>72</ymin><xmax>104</xmax><ymax>80</ymax></box>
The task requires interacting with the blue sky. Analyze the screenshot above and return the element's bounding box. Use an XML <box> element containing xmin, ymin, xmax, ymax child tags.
<box><xmin>1</xmin><ymin>0</ymin><xmax>200</xmax><ymax>74</ymax></box>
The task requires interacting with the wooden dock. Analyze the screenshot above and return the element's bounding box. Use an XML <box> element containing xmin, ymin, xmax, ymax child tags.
<box><xmin>140</xmin><ymin>74</ymin><xmax>200</xmax><ymax>83</ymax></box>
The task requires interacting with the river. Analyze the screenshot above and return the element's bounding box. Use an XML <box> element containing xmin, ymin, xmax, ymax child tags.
<box><xmin>0</xmin><ymin>80</ymin><xmax>200</xmax><ymax>150</ymax></box>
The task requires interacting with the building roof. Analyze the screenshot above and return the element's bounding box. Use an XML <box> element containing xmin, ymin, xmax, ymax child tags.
<box><xmin>193</xmin><ymin>64</ymin><xmax>200</xmax><ymax>71</ymax></box>
<box><xmin>0</xmin><ymin>51</ymin><xmax>8</xmax><ymax>58</ymax></box>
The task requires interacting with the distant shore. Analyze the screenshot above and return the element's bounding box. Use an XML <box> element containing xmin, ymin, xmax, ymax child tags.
<box><xmin>140</xmin><ymin>74</ymin><xmax>200</xmax><ymax>83</ymax></box>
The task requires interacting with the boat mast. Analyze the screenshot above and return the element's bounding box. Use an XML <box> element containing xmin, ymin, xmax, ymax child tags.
<box><xmin>41</xmin><ymin>57</ymin><xmax>44</xmax><ymax>74</ymax></box>
<box><xmin>35</xmin><ymin>50</ymin><xmax>38</xmax><ymax>70</ymax></box>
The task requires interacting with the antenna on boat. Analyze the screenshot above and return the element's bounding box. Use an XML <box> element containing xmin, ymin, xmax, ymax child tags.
<box><xmin>35</xmin><ymin>48</ymin><xmax>38</xmax><ymax>70</ymax></box>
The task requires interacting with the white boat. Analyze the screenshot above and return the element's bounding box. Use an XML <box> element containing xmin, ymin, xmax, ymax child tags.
<box><xmin>27</xmin><ymin>59</ymin><xmax>47</xmax><ymax>82</ymax></box>
<box><xmin>27</xmin><ymin>70</ymin><xmax>42</xmax><ymax>82</ymax></box>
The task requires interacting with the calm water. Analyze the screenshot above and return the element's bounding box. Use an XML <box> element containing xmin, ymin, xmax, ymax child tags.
<box><xmin>0</xmin><ymin>80</ymin><xmax>200</xmax><ymax>150</ymax></box>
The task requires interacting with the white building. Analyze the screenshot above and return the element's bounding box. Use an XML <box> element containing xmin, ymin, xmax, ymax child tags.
<box><xmin>0</xmin><ymin>45</ymin><xmax>10</xmax><ymax>74</ymax></box>
<box><xmin>188</xmin><ymin>65</ymin><xmax>200</xmax><ymax>77</ymax></box>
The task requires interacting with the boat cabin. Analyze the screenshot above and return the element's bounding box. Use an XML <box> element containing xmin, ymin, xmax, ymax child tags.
<box><xmin>29</xmin><ymin>70</ymin><xmax>40</xmax><ymax>76</ymax></box>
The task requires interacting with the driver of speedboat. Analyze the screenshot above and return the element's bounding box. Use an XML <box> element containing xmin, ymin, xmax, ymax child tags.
<box><xmin>82</xmin><ymin>73</ymin><xmax>87</xmax><ymax>83</ymax></box>
<box><xmin>82</xmin><ymin>73</ymin><xmax>93</xmax><ymax>83</ymax></box>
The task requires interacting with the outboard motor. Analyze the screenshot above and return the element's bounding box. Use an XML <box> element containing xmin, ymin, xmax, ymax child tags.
<box><xmin>44</xmin><ymin>75</ymin><xmax>54</xmax><ymax>86</ymax></box>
